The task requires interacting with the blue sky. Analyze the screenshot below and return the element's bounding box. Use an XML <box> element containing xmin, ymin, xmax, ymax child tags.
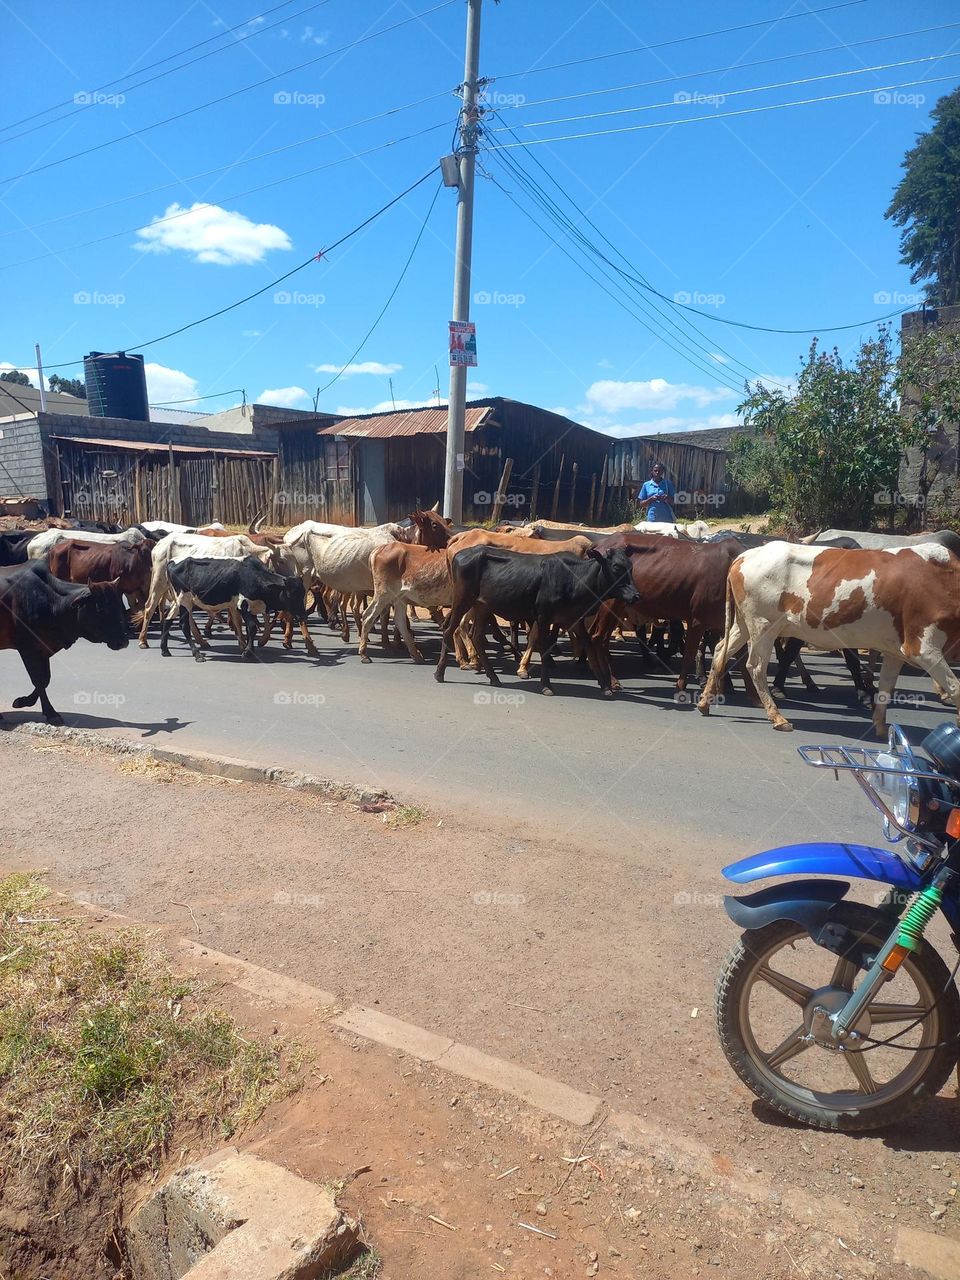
<box><xmin>1</xmin><ymin>0</ymin><xmax>958</xmax><ymax>436</ymax></box>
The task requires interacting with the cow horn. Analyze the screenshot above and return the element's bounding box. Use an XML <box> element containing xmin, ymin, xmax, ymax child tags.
<box><xmin>247</xmin><ymin>508</ymin><xmax>266</xmax><ymax>534</ymax></box>
<box><xmin>429</xmin><ymin>500</ymin><xmax>440</xmax><ymax>513</ymax></box>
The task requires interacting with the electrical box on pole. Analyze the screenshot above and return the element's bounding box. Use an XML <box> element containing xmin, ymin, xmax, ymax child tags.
<box><xmin>442</xmin><ymin>0</ymin><xmax>483</xmax><ymax>523</ymax></box>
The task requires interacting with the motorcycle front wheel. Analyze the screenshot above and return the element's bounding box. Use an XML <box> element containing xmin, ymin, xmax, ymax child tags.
<box><xmin>716</xmin><ymin>901</ymin><xmax>960</xmax><ymax>1131</ymax></box>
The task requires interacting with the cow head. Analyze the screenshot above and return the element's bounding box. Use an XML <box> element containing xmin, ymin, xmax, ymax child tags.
<box><xmin>77</xmin><ymin>578</ymin><xmax>130</xmax><ymax>650</ymax></box>
<box><xmin>587</xmin><ymin>546</ymin><xmax>641</xmax><ymax>606</ymax></box>
<box><xmin>277</xmin><ymin>575</ymin><xmax>308</xmax><ymax>621</ymax></box>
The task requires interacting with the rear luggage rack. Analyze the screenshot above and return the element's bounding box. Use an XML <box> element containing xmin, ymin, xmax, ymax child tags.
<box><xmin>797</xmin><ymin>743</ymin><xmax>955</xmax><ymax>786</ymax></box>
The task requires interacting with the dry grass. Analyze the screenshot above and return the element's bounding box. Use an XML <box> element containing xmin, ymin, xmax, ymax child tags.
<box><xmin>0</xmin><ymin>874</ymin><xmax>300</xmax><ymax>1175</ymax></box>
<box><xmin>382</xmin><ymin>805</ymin><xmax>425</xmax><ymax>829</ymax></box>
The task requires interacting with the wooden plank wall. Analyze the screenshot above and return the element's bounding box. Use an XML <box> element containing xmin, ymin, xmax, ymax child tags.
<box><xmin>55</xmin><ymin>441</ymin><xmax>277</xmax><ymax>525</ymax></box>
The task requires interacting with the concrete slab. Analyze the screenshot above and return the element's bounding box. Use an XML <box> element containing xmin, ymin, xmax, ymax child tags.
<box><xmin>126</xmin><ymin>1147</ymin><xmax>358</xmax><ymax>1280</ymax></box>
<box><xmin>334</xmin><ymin>1005</ymin><xmax>454</xmax><ymax>1062</ymax></box>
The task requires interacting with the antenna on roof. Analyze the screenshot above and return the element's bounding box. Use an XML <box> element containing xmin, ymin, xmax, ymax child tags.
<box><xmin>313</xmin><ymin>386</ymin><xmax>320</xmax><ymax>412</ymax></box>
<box><xmin>433</xmin><ymin>365</ymin><xmax>441</xmax><ymax>405</ymax></box>
<box><xmin>389</xmin><ymin>377</ymin><xmax>397</xmax><ymax>411</ymax></box>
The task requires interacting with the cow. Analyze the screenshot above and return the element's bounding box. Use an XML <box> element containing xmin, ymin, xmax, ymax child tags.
<box><xmin>435</xmin><ymin>545</ymin><xmax>641</xmax><ymax>696</ymax></box>
<box><xmin>139</xmin><ymin>519</ymin><xmax>225</xmax><ymax>537</ymax></box>
<box><xmin>0</xmin><ymin>561</ymin><xmax>128</xmax><ymax>723</ymax></box>
<box><xmin>27</xmin><ymin>525</ymin><xmax>151</xmax><ymax>560</ymax></box>
<box><xmin>697</xmin><ymin>540</ymin><xmax>960</xmax><ymax>735</ymax></box>
<box><xmin>160</xmin><ymin>556</ymin><xmax>307</xmax><ymax>662</ymax></box>
<box><xmin>138</xmin><ymin>532</ymin><xmax>276</xmax><ymax>648</ymax></box>
<box><xmin>299</xmin><ymin>524</ymin><xmax>408</xmax><ymax>643</ymax></box>
<box><xmin>0</xmin><ymin>530</ymin><xmax>34</xmax><ymax>566</ymax></box>
<box><xmin>589</xmin><ymin>532</ymin><xmax>744</xmax><ymax>693</ymax></box>
<box><xmin>48</xmin><ymin>538</ymin><xmax>153</xmax><ymax>610</ymax></box>
<box><xmin>805</xmin><ymin>528</ymin><xmax>960</xmax><ymax>558</ymax></box>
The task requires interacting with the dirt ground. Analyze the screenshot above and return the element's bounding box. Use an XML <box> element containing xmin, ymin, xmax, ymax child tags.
<box><xmin>2</xmin><ymin>730</ymin><xmax>959</xmax><ymax>1278</ymax></box>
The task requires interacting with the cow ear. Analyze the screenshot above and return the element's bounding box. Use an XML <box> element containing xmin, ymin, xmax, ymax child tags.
<box><xmin>586</xmin><ymin>546</ymin><xmax>604</xmax><ymax>564</ymax></box>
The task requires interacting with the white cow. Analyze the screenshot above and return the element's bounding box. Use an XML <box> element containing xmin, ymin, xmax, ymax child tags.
<box><xmin>633</xmin><ymin>519</ymin><xmax>710</xmax><ymax>541</ymax></box>
<box><xmin>304</xmin><ymin>524</ymin><xmax>406</xmax><ymax>642</ymax></box>
<box><xmin>27</xmin><ymin>526</ymin><xmax>150</xmax><ymax>560</ymax></box>
<box><xmin>137</xmin><ymin>532</ymin><xmax>275</xmax><ymax>647</ymax></box>
<box><xmin>139</xmin><ymin>519</ymin><xmax>225</xmax><ymax>536</ymax></box>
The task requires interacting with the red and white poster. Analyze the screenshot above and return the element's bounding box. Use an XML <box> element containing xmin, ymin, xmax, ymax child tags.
<box><xmin>449</xmin><ymin>320</ymin><xmax>477</xmax><ymax>367</ymax></box>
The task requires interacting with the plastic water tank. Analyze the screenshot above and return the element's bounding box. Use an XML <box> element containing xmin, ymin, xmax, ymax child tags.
<box><xmin>83</xmin><ymin>351</ymin><xmax>149</xmax><ymax>421</ymax></box>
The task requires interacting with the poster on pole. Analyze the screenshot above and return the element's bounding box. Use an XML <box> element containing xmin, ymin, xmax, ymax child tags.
<box><xmin>448</xmin><ymin>320</ymin><xmax>477</xmax><ymax>367</ymax></box>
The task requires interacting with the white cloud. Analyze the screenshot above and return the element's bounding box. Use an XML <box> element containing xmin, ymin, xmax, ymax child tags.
<box><xmin>335</xmin><ymin>396</ymin><xmax>440</xmax><ymax>416</ymax></box>
<box><xmin>260</xmin><ymin>385</ymin><xmax>310</xmax><ymax>407</ymax></box>
<box><xmin>709</xmin><ymin>352</ymin><xmax>729</xmax><ymax>364</ymax></box>
<box><xmin>135</xmin><ymin>203</ymin><xmax>292</xmax><ymax>265</ymax></box>
<box><xmin>312</xmin><ymin>361</ymin><xmax>402</xmax><ymax>377</ymax></box>
<box><xmin>585</xmin><ymin>378</ymin><xmax>736</xmax><ymax>413</ymax></box>
<box><xmin>0</xmin><ymin>362</ymin><xmax>36</xmax><ymax>386</ymax></box>
<box><xmin>467</xmin><ymin>381</ymin><xmax>489</xmax><ymax>396</ymax></box>
<box><xmin>584</xmin><ymin>412</ymin><xmax>742</xmax><ymax>439</ymax></box>
<box><xmin>597</xmin><ymin>358</ymin><xmax>614</xmax><ymax>369</ymax></box>
<box><xmin>301</xmin><ymin>25</ymin><xmax>327</xmax><ymax>44</ymax></box>
<box><xmin>145</xmin><ymin>363</ymin><xmax>199</xmax><ymax>404</ymax></box>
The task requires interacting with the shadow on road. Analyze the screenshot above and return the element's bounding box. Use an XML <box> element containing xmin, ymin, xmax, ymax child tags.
<box><xmin>0</xmin><ymin>712</ymin><xmax>192</xmax><ymax>739</ymax></box>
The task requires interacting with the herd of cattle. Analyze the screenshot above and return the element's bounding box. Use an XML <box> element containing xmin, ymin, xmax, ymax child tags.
<box><xmin>1</xmin><ymin>508</ymin><xmax>959</xmax><ymax>737</ymax></box>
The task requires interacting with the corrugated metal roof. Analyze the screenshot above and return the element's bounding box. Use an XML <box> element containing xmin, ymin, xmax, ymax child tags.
<box><xmin>51</xmin><ymin>435</ymin><xmax>274</xmax><ymax>459</ymax></box>
<box><xmin>316</xmin><ymin>406</ymin><xmax>493</xmax><ymax>439</ymax></box>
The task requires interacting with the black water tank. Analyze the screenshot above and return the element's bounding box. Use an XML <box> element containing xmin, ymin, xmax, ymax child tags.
<box><xmin>83</xmin><ymin>351</ymin><xmax>149</xmax><ymax>421</ymax></box>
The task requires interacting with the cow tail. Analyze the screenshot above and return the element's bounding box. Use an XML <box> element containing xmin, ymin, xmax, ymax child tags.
<box><xmin>717</xmin><ymin>570</ymin><xmax>736</xmax><ymax>678</ymax></box>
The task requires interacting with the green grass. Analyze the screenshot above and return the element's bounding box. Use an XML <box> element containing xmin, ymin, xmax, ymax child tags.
<box><xmin>0</xmin><ymin>874</ymin><xmax>300</xmax><ymax>1174</ymax></box>
<box><xmin>384</xmin><ymin>805</ymin><xmax>424</xmax><ymax>829</ymax></box>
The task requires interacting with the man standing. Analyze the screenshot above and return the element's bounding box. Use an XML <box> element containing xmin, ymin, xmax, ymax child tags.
<box><xmin>635</xmin><ymin>460</ymin><xmax>676</xmax><ymax>523</ymax></box>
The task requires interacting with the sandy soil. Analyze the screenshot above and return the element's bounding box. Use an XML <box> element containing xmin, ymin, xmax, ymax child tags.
<box><xmin>2</xmin><ymin>732</ymin><xmax>959</xmax><ymax>1278</ymax></box>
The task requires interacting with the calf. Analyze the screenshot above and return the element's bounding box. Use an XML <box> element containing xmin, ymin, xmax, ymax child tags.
<box><xmin>160</xmin><ymin>556</ymin><xmax>307</xmax><ymax>662</ymax></box>
<box><xmin>698</xmin><ymin>540</ymin><xmax>960</xmax><ymax>735</ymax></box>
<box><xmin>435</xmin><ymin>545</ymin><xmax>640</xmax><ymax>696</ymax></box>
<box><xmin>0</xmin><ymin>562</ymin><xmax>128</xmax><ymax>723</ymax></box>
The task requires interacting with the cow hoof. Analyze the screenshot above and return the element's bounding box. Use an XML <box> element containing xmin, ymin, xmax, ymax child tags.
<box><xmin>413</xmin><ymin>652</ymin><xmax>424</xmax><ymax>664</ymax></box>
<box><xmin>517</xmin><ymin>669</ymin><xmax>531</xmax><ymax>680</ymax></box>
<box><xmin>434</xmin><ymin>672</ymin><xmax>445</xmax><ymax>683</ymax></box>
<box><xmin>541</xmin><ymin>687</ymin><xmax>555</xmax><ymax>696</ymax></box>
<box><xmin>602</xmin><ymin>688</ymin><xmax>614</xmax><ymax>699</ymax></box>
<box><xmin>161</xmin><ymin>650</ymin><xmax>170</xmax><ymax>658</ymax></box>
<box><xmin>770</xmin><ymin>686</ymin><xmax>785</xmax><ymax>702</ymax></box>
<box><xmin>194</xmin><ymin>655</ymin><xmax>206</xmax><ymax>663</ymax></box>
<box><xmin>139</xmin><ymin>641</ymin><xmax>149</xmax><ymax>650</ymax></box>
<box><xmin>360</xmin><ymin>654</ymin><xmax>371</xmax><ymax>664</ymax></box>
<box><xmin>697</xmin><ymin>701</ymin><xmax>710</xmax><ymax>716</ymax></box>
<box><xmin>773</xmin><ymin>720</ymin><xmax>794</xmax><ymax>732</ymax></box>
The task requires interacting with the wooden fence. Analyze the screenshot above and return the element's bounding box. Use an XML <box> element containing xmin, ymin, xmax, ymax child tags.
<box><xmin>605</xmin><ymin>436</ymin><xmax>759</xmax><ymax>517</ymax></box>
<box><xmin>53</xmin><ymin>440</ymin><xmax>278</xmax><ymax>526</ymax></box>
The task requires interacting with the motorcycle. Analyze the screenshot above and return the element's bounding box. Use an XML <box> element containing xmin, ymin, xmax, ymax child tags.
<box><xmin>716</xmin><ymin>722</ymin><xmax>960</xmax><ymax>1131</ymax></box>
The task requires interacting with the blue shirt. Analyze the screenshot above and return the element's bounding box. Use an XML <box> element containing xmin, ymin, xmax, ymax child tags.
<box><xmin>638</xmin><ymin>478</ymin><xmax>676</xmax><ymax>523</ymax></box>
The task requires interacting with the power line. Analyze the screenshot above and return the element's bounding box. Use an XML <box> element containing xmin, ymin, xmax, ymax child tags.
<box><xmin>493</xmin><ymin>73</ymin><xmax>960</xmax><ymax>162</ymax></box>
<box><xmin>0</xmin><ymin>0</ymin><xmax>457</xmax><ymax>187</ymax></box>
<box><xmin>488</xmin><ymin>22</ymin><xmax>960</xmax><ymax>114</ymax></box>
<box><xmin>1</xmin><ymin>0</ymin><xmax>341</xmax><ymax>145</ymax></box>
<box><xmin>485</xmin><ymin>126</ymin><xmax>788</xmax><ymax>389</ymax></box>
<box><xmin>487</xmin><ymin>112</ymin><xmax>925</xmax><ymax>337</ymax></box>
<box><xmin>150</xmin><ymin>388</ymin><xmax>244</xmax><ymax>406</ymax></box>
<box><xmin>482</xmin><ymin>141</ymin><xmax>749</xmax><ymax>395</ymax></box>
<box><xmin>315</xmin><ymin>181</ymin><xmax>443</xmax><ymax>397</ymax></box>
<box><xmin>0</xmin><ymin>120</ymin><xmax>449</xmax><ymax>271</ymax></box>
<box><xmin>13</xmin><ymin>166</ymin><xmax>439</xmax><ymax>372</ymax></box>
<box><xmin>0</xmin><ymin>91</ymin><xmax>453</xmax><ymax>242</ymax></box>
<box><xmin>496</xmin><ymin>0</ymin><xmax>878</xmax><ymax>82</ymax></box>
<box><xmin>490</xmin><ymin>53</ymin><xmax>960</xmax><ymax>133</ymax></box>
<box><xmin>0</xmin><ymin>0</ymin><xmax>306</xmax><ymax>135</ymax></box>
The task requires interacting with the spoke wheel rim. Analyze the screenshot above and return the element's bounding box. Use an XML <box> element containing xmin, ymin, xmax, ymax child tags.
<box><xmin>738</xmin><ymin>926</ymin><xmax>941</xmax><ymax>1114</ymax></box>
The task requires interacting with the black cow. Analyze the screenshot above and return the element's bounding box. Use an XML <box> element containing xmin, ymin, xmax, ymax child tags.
<box><xmin>160</xmin><ymin>555</ymin><xmax>307</xmax><ymax>662</ymax></box>
<box><xmin>435</xmin><ymin>545</ymin><xmax>640</xmax><ymax>696</ymax></box>
<box><xmin>61</xmin><ymin>518</ymin><xmax>124</xmax><ymax>534</ymax></box>
<box><xmin>0</xmin><ymin>562</ymin><xmax>128</xmax><ymax>723</ymax></box>
<box><xmin>0</xmin><ymin>531</ymin><xmax>34</xmax><ymax>566</ymax></box>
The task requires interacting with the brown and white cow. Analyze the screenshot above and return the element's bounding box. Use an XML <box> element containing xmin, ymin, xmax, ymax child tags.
<box><xmin>697</xmin><ymin>540</ymin><xmax>960</xmax><ymax>735</ymax></box>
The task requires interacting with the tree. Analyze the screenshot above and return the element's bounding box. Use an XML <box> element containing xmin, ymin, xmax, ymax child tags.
<box><xmin>899</xmin><ymin>320</ymin><xmax>960</xmax><ymax>522</ymax></box>
<box><xmin>730</xmin><ymin>327</ymin><xmax>925</xmax><ymax>533</ymax></box>
<box><xmin>47</xmin><ymin>375</ymin><xmax>86</xmax><ymax>398</ymax></box>
<box><xmin>0</xmin><ymin>369</ymin><xmax>32</xmax><ymax>387</ymax></box>
<box><xmin>886</xmin><ymin>88</ymin><xmax>960</xmax><ymax>305</ymax></box>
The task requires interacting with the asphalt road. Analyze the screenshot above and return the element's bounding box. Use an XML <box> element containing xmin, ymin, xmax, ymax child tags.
<box><xmin>0</xmin><ymin>613</ymin><xmax>952</xmax><ymax>861</ymax></box>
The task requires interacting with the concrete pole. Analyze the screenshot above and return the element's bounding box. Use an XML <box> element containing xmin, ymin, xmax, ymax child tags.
<box><xmin>442</xmin><ymin>0</ymin><xmax>482</xmax><ymax>522</ymax></box>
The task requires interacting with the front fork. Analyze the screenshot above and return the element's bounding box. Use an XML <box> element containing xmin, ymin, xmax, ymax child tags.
<box><xmin>830</xmin><ymin>867</ymin><xmax>956</xmax><ymax>1041</ymax></box>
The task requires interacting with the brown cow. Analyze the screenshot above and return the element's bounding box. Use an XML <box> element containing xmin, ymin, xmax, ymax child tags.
<box><xmin>590</xmin><ymin>532</ymin><xmax>744</xmax><ymax>692</ymax></box>
<box><xmin>48</xmin><ymin>538</ymin><xmax>153</xmax><ymax>613</ymax></box>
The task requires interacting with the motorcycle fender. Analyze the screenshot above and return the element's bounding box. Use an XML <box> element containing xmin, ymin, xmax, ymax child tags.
<box><xmin>722</xmin><ymin>842</ymin><xmax>925</xmax><ymax>893</ymax></box>
<box><xmin>724</xmin><ymin>879</ymin><xmax>892</xmax><ymax>968</ymax></box>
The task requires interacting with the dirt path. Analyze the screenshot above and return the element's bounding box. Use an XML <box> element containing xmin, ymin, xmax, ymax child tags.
<box><xmin>2</xmin><ymin>731</ymin><xmax>958</xmax><ymax>1278</ymax></box>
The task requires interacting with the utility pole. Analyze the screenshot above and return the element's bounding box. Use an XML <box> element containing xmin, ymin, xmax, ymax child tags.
<box><xmin>442</xmin><ymin>0</ymin><xmax>482</xmax><ymax>522</ymax></box>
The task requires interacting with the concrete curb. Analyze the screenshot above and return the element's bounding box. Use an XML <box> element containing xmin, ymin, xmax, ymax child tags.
<box><xmin>6</xmin><ymin>722</ymin><xmax>393</xmax><ymax>807</ymax></box>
